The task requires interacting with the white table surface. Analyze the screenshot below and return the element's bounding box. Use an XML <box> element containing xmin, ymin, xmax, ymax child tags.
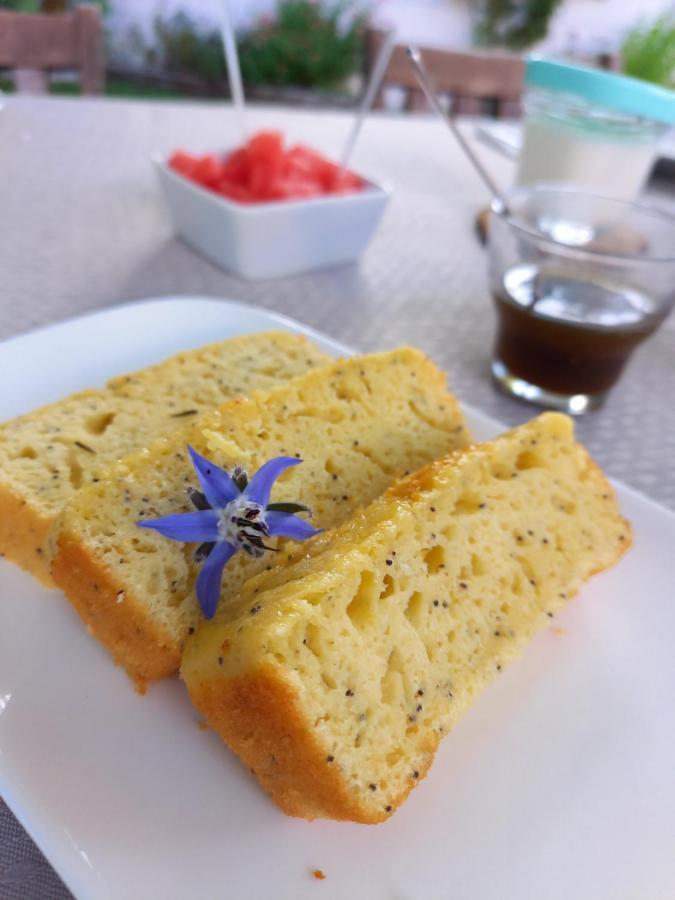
<box><xmin>0</xmin><ymin>95</ymin><xmax>674</xmax><ymax>899</ymax></box>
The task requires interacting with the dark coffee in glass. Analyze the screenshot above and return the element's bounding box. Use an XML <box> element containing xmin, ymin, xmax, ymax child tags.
<box><xmin>488</xmin><ymin>188</ymin><xmax>675</xmax><ymax>414</ymax></box>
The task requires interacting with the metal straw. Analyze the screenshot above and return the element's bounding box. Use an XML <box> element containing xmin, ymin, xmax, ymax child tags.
<box><xmin>405</xmin><ymin>46</ymin><xmax>502</xmax><ymax>200</ymax></box>
<box><xmin>216</xmin><ymin>0</ymin><xmax>248</xmax><ymax>142</ymax></box>
<box><xmin>340</xmin><ymin>30</ymin><xmax>397</xmax><ymax>170</ymax></box>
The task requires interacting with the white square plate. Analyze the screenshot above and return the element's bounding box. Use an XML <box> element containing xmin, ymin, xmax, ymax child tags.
<box><xmin>1</xmin><ymin>297</ymin><xmax>674</xmax><ymax>900</ymax></box>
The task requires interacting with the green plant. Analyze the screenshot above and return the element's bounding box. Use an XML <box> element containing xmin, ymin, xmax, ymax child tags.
<box><xmin>0</xmin><ymin>1</ymin><xmax>40</xmax><ymax>10</ymax></box>
<box><xmin>474</xmin><ymin>0</ymin><xmax>562</xmax><ymax>51</ymax></box>
<box><xmin>72</xmin><ymin>0</ymin><xmax>109</xmax><ymax>13</ymax></box>
<box><xmin>238</xmin><ymin>0</ymin><xmax>368</xmax><ymax>88</ymax></box>
<box><xmin>621</xmin><ymin>13</ymin><xmax>675</xmax><ymax>88</ymax></box>
<box><xmin>148</xmin><ymin>3</ymin><xmax>367</xmax><ymax>90</ymax></box>
<box><xmin>151</xmin><ymin>11</ymin><xmax>226</xmax><ymax>85</ymax></box>
<box><xmin>0</xmin><ymin>0</ymin><xmax>107</xmax><ymax>11</ymax></box>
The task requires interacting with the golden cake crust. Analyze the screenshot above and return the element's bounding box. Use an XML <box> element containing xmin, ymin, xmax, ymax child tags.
<box><xmin>187</xmin><ymin>664</ymin><xmax>436</xmax><ymax>822</ymax></box>
<box><xmin>0</xmin><ymin>485</ymin><xmax>54</xmax><ymax>586</ymax></box>
<box><xmin>52</xmin><ymin>533</ymin><xmax>180</xmax><ymax>681</ymax></box>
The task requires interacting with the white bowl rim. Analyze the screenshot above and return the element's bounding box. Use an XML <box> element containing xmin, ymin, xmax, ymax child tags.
<box><xmin>152</xmin><ymin>151</ymin><xmax>393</xmax><ymax>215</ymax></box>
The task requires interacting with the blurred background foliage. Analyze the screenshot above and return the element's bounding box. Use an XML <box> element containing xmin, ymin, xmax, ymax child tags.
<box><xmin>145</xmin><ymin>11</ymin><xmax>226</xmax><ymax>86</ymax></box>
<box><xmin>2</xmin><ymin>0</ymin><xmax>674</xmax><ymax>99</ymax></box>
<box><xmin>473</xmin><ymin>0</ymin><xmax>563</xmax><ymax>50</ymax></box>
<box><xmin>0</xmin><ymin>0</ymin><xmax>108</xmax><ymax>11</ymax></box>
<box><xmin>621</xmin><ymin>13</ymin><xmax>675</xmax><ymax>88</ymax></box>
<box><xmin>138</xmin><ymin>1</ymin><xmax>368</xmax><ymax>91</ymax></box>
<box><xmin>238</xmin><ymin>0</ymin><xmax>368</xmax><ymax>88</ymax></box>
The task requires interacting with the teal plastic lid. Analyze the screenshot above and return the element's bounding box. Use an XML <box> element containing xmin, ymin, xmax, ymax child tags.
<box><xmin>526</xmin><ymin>59</ymin><xmax>675</xmax><ymax>125</ymax></box>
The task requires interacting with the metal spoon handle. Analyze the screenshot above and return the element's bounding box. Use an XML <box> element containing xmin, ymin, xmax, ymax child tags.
<box><xmin>405</xmin><ymin>45</ymin><xmax>502</xmax><ymax>200</ymax></box>
<box><xmin>340</xmin><ymin>30</ymin><xmax>397</xmax><ymax>171</ymax></box>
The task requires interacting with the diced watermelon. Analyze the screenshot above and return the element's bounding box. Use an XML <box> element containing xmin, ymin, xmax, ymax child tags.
<box><xmin>222</xmin><ymin>147</ymin><xmax>249</xmax><ymax>181</ymax></box>
<box><xmin>169</xmin><ymin>133</ymin><xmax>364</xmax><ymax>204</ymax></box>
<box><xmin>193</xmin><ymin>154</ymin><xmax>223</xmax><ymax>187</ymax></box>
<box><xmin>329</xmin><ymin>169</ymin><xmax>364</xmax><ymax>194</ymax></box>
<box><xmin>268</xmin><ymin>177</ymin><xmax>319</xmax><ymax>201</ymax></box>
<box><xmin>248</xmin><ymin>159</ymin><xmax>278</xmax><ymax>200</ymax></box>
<box><xmin>169</xmin><ymin>150</ymin><xmax>199</xmax><ymax>179</ymax></box>
<box><xmin>215</xmin><ymin>179</ymin><xmax>254</xmax><ymax>204</ymax></box>
<box><xmin>285</xmin><ymin>145</ymin><xmax>324</xmax><ymax>179</ymax></box>
<box><xmin>248</xmin><ymin>130</ymin><xmax>284</xmax><ymax>166</ymax></box>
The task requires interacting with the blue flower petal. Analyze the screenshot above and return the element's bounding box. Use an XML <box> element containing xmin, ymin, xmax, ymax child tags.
<box><xmin>196</xmin><ymin>540</ymin><xmax>237</xmax><ymax>619</ymax></box>
<box><xmin>187</xmin><ymin>446</ymin><xmax>239</xmax><ymax>509</ymax></box>
<box><xmin>243</xmin><ymin>456</ymin><xmax>302</xmax><ymax>507</ymax></box>
<box><xmin>266</xmin><ymin>511</ymin><xmax>323</xmax><ymax>542</ymax></box>
<box><xmin>138</xmin><ymin>509</ymin><xmax>220</xmax><ymax>543</ymax></box>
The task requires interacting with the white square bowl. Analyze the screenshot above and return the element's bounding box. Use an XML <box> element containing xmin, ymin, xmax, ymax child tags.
<box><xmin>154</xmin><ymin>155</ymin><xmax>391</xmax><ymax>280</ymax></box>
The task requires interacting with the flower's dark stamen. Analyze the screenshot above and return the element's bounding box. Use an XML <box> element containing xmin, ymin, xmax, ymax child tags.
<box><xmin>223</xmin><ymin>496</ymin><xmax>277</xmax><ymax>557</ymax></box>
<box><xmin>241</xmin><ymin>532</ymin><xmax>278</xmax><ymax>558</ymax></box>
<box><xmin>244</xmin><ymin>533</ymin><xmax>275</xmax><ymax>550</ymax></box>
<box><xmin>186</xmin><ymin>486</ymin><xmax>210</xmax><ymax>511</ymax></box>
<box><xmin>241</xmin><ymin>538</ymin><xmax>278</xmax><ymax>559</ymax></box>
<box><xmin>234</xmin><ymin>517</ymin><xmax>268</xmax><ymax>535</ymax></box>
<box><xmin>170</xmin><ymin>409</ymin><xmax>198</xmax><ymax>418</ymax></box>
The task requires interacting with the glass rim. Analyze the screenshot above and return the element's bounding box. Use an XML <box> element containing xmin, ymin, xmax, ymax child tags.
<box><xmin>523</xmin><ymin>90</ymin><xmax>665</xmax><ymax>132</ymax></box>
<box><xmin>525</xmin><ymin>59</ymin><xmax>675</xmax><ymax>126</ymax></box>
<box><xmin>490</xmin><ymin>184</ymin><xmax>675</xmax><ymax>265</ymax></box>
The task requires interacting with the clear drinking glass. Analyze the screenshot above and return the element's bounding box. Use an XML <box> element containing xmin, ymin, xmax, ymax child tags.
<box><xmin>488</xmin><ymin>186</ymin><xmax>675</xmax><ymax>414</ymax></box>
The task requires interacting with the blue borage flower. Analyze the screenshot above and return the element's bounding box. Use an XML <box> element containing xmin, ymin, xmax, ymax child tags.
<box><xmin>137</xmin><ymin>447</ymin><xmax>322</xmax><ymax>619</ymax></box>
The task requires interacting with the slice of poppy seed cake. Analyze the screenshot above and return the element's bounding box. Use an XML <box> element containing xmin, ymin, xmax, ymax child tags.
<box><xmin>0</xmin><ymin>331</ymin><xmax>328</xmax><ymax>585</ymax></box>
<box><xmin>181</xmin><ymin>413</ymin><xmax>630</xmax><ymax>823</ymax></box>
<box><xmin>51</xmin><ymin>348</ymin><xmax>470</xmax><ymax>682</ymax></box>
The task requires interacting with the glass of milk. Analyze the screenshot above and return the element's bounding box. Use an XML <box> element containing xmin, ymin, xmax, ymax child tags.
<box><xmin>516</xmin><ymin>60</ymin><xmax>675</xmax><ymax>202</ymax></box>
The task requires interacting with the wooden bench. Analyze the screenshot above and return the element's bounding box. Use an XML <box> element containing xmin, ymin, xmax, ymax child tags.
<box><xmin>367</xmin><ymin>31</ymin><xmax>524</xmax><ymax>117</ymax></box>
<box><xmin>0</xmin><ymin>5</ymin><xmax>104</xmax><ymax>95</ymax></box>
